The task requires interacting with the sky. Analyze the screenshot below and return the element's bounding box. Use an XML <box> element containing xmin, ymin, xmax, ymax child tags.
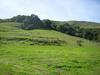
<box><xmin>0</xmin><ymin>0</ymin><xmax>100</xmax><ymax>22</ymax></box>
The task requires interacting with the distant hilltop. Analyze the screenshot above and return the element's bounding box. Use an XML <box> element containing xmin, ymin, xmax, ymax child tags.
<box><xmin>0</xmin><ymin>14</ymin><xmax>100</xmax><ymax>42</ymax></box>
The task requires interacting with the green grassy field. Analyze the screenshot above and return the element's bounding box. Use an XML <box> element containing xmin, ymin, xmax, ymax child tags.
<box><xmin>0</xmin><ymin>22</ymin><xmax>100</xmax><ymax>75</ymax></box>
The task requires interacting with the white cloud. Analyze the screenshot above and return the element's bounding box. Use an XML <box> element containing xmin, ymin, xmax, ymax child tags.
<box><xmin>0</xmin><ymin>0</ymin><xmax>100</xmax><ymax>22</ymax></box>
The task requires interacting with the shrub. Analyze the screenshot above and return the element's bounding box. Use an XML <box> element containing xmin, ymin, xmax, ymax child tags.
<box><xmin>76</xmin><ymin>40</ymin><xmax>82</xmax><ymax>46</ymax></box>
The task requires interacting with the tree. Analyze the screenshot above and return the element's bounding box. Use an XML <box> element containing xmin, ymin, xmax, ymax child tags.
<box><xmin>42</xmin><ymin>19</ymin><xmax>52</xmax><ymax>29</ymax></box>
<box><xmin>22</xmin><ymin>14</ymin><xmax>43</xmax><ymax>29</ymax></box>
<box><xmin>77</xmin><ymin>40</ymin><xmax>82</xmax><ymax>46</ymax></box>
<box><xmin>10</xmin><ymin>15</ymin><xmax>26</xmax><ymax>22</ymax></box>
<box><xmin>57</xmin><ymin>23</ymin><xmax>76</xmax><ymax>35</ymax></box>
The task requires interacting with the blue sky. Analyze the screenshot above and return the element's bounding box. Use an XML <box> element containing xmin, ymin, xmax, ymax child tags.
<box><xmin>0</xmin><ymin>0</ymin><xmax>100</xmax><ymax>22</ymax></box>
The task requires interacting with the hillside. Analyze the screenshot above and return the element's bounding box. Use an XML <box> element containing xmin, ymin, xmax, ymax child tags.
<box><xmin>1</xmin><ymin>14</ymin><xmax>100</xmax><ymax>42</ymax></box>
<box><xmin>0</xmin><ymin>22</ymin><xmax>99</xmax><ymax>46</ymax></box>
<box><xmin>0</xmin><ymin>22</ymin><xmax>100</xmax><ymax>75</ymax></box>
<box><xmin>52</xmin><ymin>20</ymin><xmax>100</xmax><ymax>42</ymax></box>
<box><xmin>66</xmin><ymin>21</ymin><xmax>100</xmax><ymax>29</ymax></box>
<box><xmin>67</xmin><ymin>21</ymin><xmax>100</xmax><ymax>42</ymax></box>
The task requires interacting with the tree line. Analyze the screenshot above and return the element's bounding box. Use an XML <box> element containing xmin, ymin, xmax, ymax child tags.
<box><xmin>0</xmin><ymin>14</ymin><xmax>99</xmax><ymax>42</ymax></box>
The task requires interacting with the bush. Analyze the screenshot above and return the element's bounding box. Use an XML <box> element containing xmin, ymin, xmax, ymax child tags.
<box><xmin>76</xmin><ymin>40</ymin><xmax>82</xmax><ymax>46</ymax></box>
<box><xmin>30</xmin><ymin>38</ymin><xmax>66</xmax><ymax>45</ymax></box>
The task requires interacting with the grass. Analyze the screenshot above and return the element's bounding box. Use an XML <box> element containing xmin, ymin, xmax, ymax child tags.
<box><xmin>67</xmin><ymin>21</ymin><xmax>100</xmax><ymax>29</ymax></box>
<box><xmin>0</xmin><ymin>45</ymin><xmax>100</xmax><ymax>75</ymax></box>
<box><xmin>0</xmin><ymin>22</ymin><xmax>100</xmax><ymax>75</ymax></box>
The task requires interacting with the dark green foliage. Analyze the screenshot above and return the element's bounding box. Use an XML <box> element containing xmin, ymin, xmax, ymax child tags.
<box><xmin>30</xmin><ymin>38</ymin><xmax>65</xmax><ymax>45</ymax></box>
<box><xmin>9</xmin><ymin>14</ymin><xmax>44</xmax><ymax>29</ymax></box>
<box><xmin>0</xmin><ymin>19</ymin><xmax>3</xmax><ymax>23</ymax></box>
<box><xmin>10</xmin><ymin>15</ymin><xmax>26</xmax><ymax>22</ymax></box>
<box><xmin>56</xmin><ymin>23</ymin><xmax>75</xmax><ymax>35</ymax></box>
<box><xmin>0</xmin><ymin>14</ymin><xmax>100</xmax><ymax>42</ymax></box>
<box><xmin>76</xmin><ymin>40</ymin><xmax>82</xmax><ymax>46</ymax></box>
<box><xmin>51</xmin><ymin>24</ymin><xmax>57</xmax><ymax>30</ymax></box>
<box><xmin>42</xmin><ymin>19</ymin><xmax>52</xmax><ymax>29</ymax></box>
<box><xmin>0</xmin><ymin>19</ymin><xmax>10</xmax><ymax>23</ymax></box>
<box><xmin>0</xmin><ymin>36</ymin><xmax>65</xmax><ymax>46</ymax></box>
<box><xmin>21</xmin><ymin>14</ymin><xmax>44</xmax><ymax>29</ymax></box>
<box><xmin>78</xmin><ymin>29</ymin><xmax>99</xmax><ymax>41</ymax></box>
